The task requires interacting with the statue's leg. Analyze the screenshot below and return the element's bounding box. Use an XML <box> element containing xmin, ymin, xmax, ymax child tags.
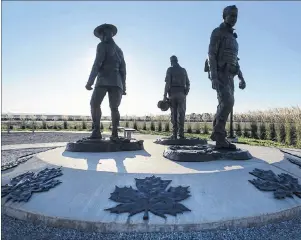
<box><xmin>212</xmin><ymin>102</ymin><xmax>220</xmax><ymax>131</ymax></box>
<box><xmin>178</xmin><ymin>93</ymin><xmax>186</xmax><ymax>139</ymax></box>
<box><xmin>90</xmin><ymin>87</ymin><xmax>107</xmax><ymax>139</ymax></box>
<box><xmin>170</xmin><ymin>96</ymin><xmax>178</xmax><ymax>139</ymax></box>
<box><xmin>108</xmin><ymin>87</ymin><xmax>122</xmax><ymax>139</ymax></box>
<box><xmin>211</xmin><ymin>83</ymin><xmax>235</xmax><ymax>148</ymax></box>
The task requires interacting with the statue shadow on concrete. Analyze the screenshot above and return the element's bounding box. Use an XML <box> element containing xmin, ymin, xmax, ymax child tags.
<box><xmin>62</xmin><ymin>150</ymin><xmax>151</xmax><ymax>173</ymax></box>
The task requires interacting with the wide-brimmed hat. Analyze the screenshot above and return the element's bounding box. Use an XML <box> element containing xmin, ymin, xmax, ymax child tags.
<box><xmin>157</xmin><ymin>100</ymin><xmax>170</xmax><ymax>111</ymax></box>
<box><xmin>94</xmin><ymin>24</ymin><xmax>118</xmax><ymax>38</ymax></box>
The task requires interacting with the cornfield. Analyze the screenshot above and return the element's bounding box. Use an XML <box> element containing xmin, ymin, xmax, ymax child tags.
<box><xmin>2</xmin><ymin>106</ymin><xmax>301</xmax><ymax>147</ymax></box>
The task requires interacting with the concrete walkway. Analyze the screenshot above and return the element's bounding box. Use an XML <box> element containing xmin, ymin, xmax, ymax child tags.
<box><xmin>2</xmin><ymin>136</ymin><xmax>301</xmax><ymax>233</ymax></box>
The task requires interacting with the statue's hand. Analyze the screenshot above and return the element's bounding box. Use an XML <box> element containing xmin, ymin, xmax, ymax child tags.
<box><xmin>184</xmin><ymin>88</ymin><xmax>190</xmax><ymax>95</ymax></box>
<box><xmin>122</xmin><ymin>91</ymin><xmax>127</xmax><ymax>95</ymax></box>
<box><xmin>239</xmin><ymin>79</ymin><xmax>246</xmax><ymax>90</ymax></box>
<box><xmin>211</xmin><ymin>78</ymin><xmax>218</xmax><ymax>90</ymax></box>
<box><xmin>85</xmin><ymin>84</ymin><xmax>93</xmax><ymax>91</ymax></box>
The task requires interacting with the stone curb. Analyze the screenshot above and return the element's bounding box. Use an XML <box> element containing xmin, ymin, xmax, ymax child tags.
<box><xmin>2</xmin><ymin>204</ymin><xmax>301</xmax><ymax>233</ymax></box>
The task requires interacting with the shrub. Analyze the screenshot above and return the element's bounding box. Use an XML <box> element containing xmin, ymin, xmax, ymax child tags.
<box><xmin>250</xmin><ymin>122</ymin><xmax>259</xmax><ymax>139</ymax></box>
<box><xmin>150</xmin><ymin>121</ymin><xmax>155</xmax><ymax>131</ymax></box>
<box><xmin>74</xmin><ymin>125</ymin><xmax>77</xmax><ymax>130</ymax></box>
<box><xmin>142</xmin><ymin>122</ymin><xmax>147</xmax><ymax>131</ymax></box>
<box><xmin>125</xmin><ymin>121</ymin><xmax>129</xmax><ymax>128</ymax></box>
<box><xmin>164</xmin><ymin>122</ymin><xmax>170</xmax><ymax>132</ymax></box>
<box><xmin>194</xmin><ymin>122</ymin><xmax>201</xmax><ymax>134</ymax></box>
<box><xmin>276</xmin><ymin>123</ymin><xmax>286</xmax><ymax>143</ymax></box>
<box><xmin>267</xmin><ymin>122</ymin><xmax>276</xmax><ymax>141</ymax></box>
<box><xmin>133</xmin><ymin>121</ymin><xmax>138</xmax><ymax>130</ymax></box>
<box><xmin>82</xmin><ymin>121</ymin><xmax>87</xmax><ymax>129</ymax></box>
<box><xmin>63</xmin><ymin>121</ymin><xmax>68</xmax><ymax>129</ymax></box>
<box><xmin>42</xmin><ymin>121</ymin><xmax>47</xmax><ymax>129</ymax></box>
<box><xmin>259</xmin><ymin>123</ymin><xmax>267</xmax><ymax>140</ymax></box>
<box><xmin>285</xmin><ymin>121</ymin><xmax>296</xmax><ymax>146</ymax></box>
<box><xmin>235</xmin><ymin>122</ymin><xmax>242</xmax><ymax>137</ymax></box>
<box><xmin>187</xmin><ymin>123</ymin><xmax>192</xmax><ymax>133</ymax></box>
<box><xmin>157</xmin><ymin>121</ymin><xmax>162</xmax><ymax>132</ymax></box>
<box><xmin>296</xmin><ymin>122</ymin><xmax>301</xmax><ymax>148</ymax></box>
<box><xmin>203</xmin><ymin>123</ymin><xmax>209</xmax><ymax>134</ymax></box>
<box><xmin>225</xmin><ymin>122</ymin><xmax>230</xmax><ymax>134</ymax></box>
<box><xmin>243</xmin><ymin>123</ymin><xmax>250</xmax><ymax>138</ymax></box>
<box><xmin>21</xmin><ymin>124</ymin><xmax>26</xmax><ymax>130</ymax></box>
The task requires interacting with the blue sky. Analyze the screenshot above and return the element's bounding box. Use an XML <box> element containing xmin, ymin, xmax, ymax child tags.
<box><xmin>2</xmin><ymin>1</ymin><xmax>301</xmax><ymax>116</ymax></box>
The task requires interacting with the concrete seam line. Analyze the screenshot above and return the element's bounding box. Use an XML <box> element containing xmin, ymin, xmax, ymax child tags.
<box><xmin>2</xmin><ymin>205</ymin><xmax>301</xmax><ymax>233</ymax></box>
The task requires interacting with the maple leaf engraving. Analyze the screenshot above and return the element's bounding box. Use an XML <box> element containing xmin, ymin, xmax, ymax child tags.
<box><xmin>1</xmin><ymin>167</ymin><xmax>63</xmax><ymax>202</ymax></box>
<box><xmin>249</xmin><ymin>168</ymin><xmax>301</xmax><ymax>199</ymax></box>
<box><xmin>105</xmin><ymin>176</ymin><xmax>191</xmax><ymax>220</ymax></box>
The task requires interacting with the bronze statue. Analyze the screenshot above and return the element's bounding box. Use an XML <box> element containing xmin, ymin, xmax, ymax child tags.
<box><xmin>163</xmin><ymin>55</ymin><xmax>190</xmax><ymax>139</ymax></box>
<box><xmin>205</xmin><ymin>5</ymin><xmax>246</xmax><ymax>149</ymax></box>
<box><xmin>85</xmin><ymin>24</ymin><xmax>126</xmax><ymax>140</ymax></box>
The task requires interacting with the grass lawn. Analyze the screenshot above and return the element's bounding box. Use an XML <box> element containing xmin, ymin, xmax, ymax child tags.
<box><xmin>1</xmin><ymin>128</ymin><xmax>299</xmax><ymax>149</ymax></box>
<box><xmin>138</xmin><ymin>130</ymin><xmax>299</xmax><ymax>149</ymax></box>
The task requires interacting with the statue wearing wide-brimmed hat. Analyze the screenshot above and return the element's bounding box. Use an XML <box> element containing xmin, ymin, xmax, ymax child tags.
<box><xmin>93</xmin><ymin>23</ymin><xmax>118</xmax><ymax>38</ymax></box>
<box><xmin>85</xmin><ymin>23</ymin><xmax>127</xmax><ymax>140</ymax></box>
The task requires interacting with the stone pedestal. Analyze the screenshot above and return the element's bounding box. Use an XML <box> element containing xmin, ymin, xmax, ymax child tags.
<box><xmin>154</xmin><ymin>137</ymin><xmax>207</xmax><ymax>146</ymax></box>
<box><xmin>163</xmin><ymin>144</ymin><xmax>252</xmax><ymax>162</ymax></box>
<box><xmin>66</xmin><ymin>137</ymin><xmax>144</xmax><ymax>152</ymax></box>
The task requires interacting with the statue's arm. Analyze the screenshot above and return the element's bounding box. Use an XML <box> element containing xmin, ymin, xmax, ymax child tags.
<box><xmin>237</xmin><ymin>59</ymin><xmax>244</xmax><ymax>81</ymax></box>
<box><xmin>164</xmin><ymin>68</ymin><xmax>172</xmax><ymax>99</ymax></box>
<box><xmin>184</xmin><ymin>68</ymin><xmax>190</xmax><ymax>95</ymax></box>
<box><xmin>119</xmin><ymin>50</ymin><xmax>127</xmax><ymax>92</ymax></box>
<box><xmin>87</xmin><ymin>43</ymin><xmax>106</xmax><ymax>86</ymax></box>
<box><xmin>208</xmin><ymin>28</ymin><xmax>221</xmax><ymax>80</ymax></box>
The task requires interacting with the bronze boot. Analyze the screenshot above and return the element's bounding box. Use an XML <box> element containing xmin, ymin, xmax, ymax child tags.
<box><xmin>215</xmin><ymin>137</ymin><xmax>236</xmax><ymax>150</ymax></box>
<box><xmin>90</xmin><ymin>127</ymin><xmax>102</xmax><ymax>139</ymax></box>
<box><xmin>110</xmin><ymin>125</ymin><xmax>119</xmax><ymax>141</ymax></box>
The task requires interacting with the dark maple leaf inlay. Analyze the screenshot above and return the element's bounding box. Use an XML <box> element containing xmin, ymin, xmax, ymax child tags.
<box><xmin>249</xmin><ymin>168</ymin><xmax>301</xmax><ymax>199</ymax></box>
<box><xmin>105</xmin><ymin>176</ymin><xmax>191</xmax><ymax>220</ymax></box>
<box><xmin>1</xmin><ymin>167</ymin><xmax>63</xmax><ymax>202</ymax></box>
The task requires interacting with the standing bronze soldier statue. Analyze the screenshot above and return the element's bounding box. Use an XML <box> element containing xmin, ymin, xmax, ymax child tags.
<box><xmin>86</xmin><ymin>24</ymin><xmax>126</xmax><ymax>140</ymax></box>
<box><xmin>205</xmin><ymin>5</ymin><xmax>246</xmax><ymax>149</ymax></box>
<box><xmin>163</xmin><ymin>55</ymin><xmax>190</xmax><ymax>139</ymax></box>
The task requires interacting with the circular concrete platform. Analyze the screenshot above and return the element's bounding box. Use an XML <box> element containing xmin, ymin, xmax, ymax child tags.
<box><xmin>2</xmin><ymin>134</ymin><xmax>301</xmax><ymax>233</ymax></box>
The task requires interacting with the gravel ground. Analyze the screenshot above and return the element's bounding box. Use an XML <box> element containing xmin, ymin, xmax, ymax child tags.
<box><xmin>1</xmin><ymin>147</ymin><xmax>55</xmax><ymax>166</ymax></box>
<box><xmin>1</xmin><ymin>132</ymin><xmax>301</xmax><ymax>240</ymax></box>
<box><xmin>1</xmin><ymin>132</ymin><xmax>90</xmax><ymax>146</ymax></box>
<box><xmin>2</xmin><ymin>214</ymin><xmax>301</xmax><ymax>240</ymax></box>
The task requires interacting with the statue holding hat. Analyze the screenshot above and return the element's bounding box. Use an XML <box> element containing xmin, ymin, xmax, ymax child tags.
<box><xmin>205</xmin><ymin>5</ymin><xmax>246</xmax><ymax>149</ymax></box>
<box><xmin>85</xmin><ymin>23</ymin><xmax>126</xmax><ymax>140</ymax></box>
<box><xmin>161</xmin><ymin>55</ymin><xmax>190</xmax><ymax>140</ymax></box>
